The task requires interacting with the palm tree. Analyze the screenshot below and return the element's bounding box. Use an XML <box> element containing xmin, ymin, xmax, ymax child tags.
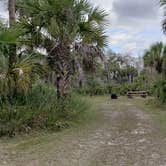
<box><xmin>0</xmin><ymin>17</ymin><xmax>46</xmax><ymax>100</ymax></box>
<box><xmin>17</xmin><ymin>0</ymin><xmax>108</xmax><ymax>99</ymax></box>
<box><xmin>125</xmin><ymin>65</ymin><xmax>138</xmax><ymax>83</ymax></box>
<box><xmin>144</xmin><ymin>42</ymin><xmax>166</xmax><ymax>74</ymax></box>
<box><xmin>143</xmin><ymin>42</ymin><xmax>166</xmax><ymax>79</ymax></box>
<box><xmin>0</xmin><ymin>54</ymin><xmax>45</xmax><ymax>99</ymax></box>
<box><xmin>106</xmin><ymin>53</ymin><xmax>126</xmax><ymax>83</ymax></box>
<box><xmin>143</xmin><ymin>50</ymin><xmax>155</xmax><ymax>76</ymax></box>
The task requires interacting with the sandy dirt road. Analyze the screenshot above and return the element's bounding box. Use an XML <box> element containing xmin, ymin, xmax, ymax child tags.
<box><xmin>0</xmin><ymin>97</ymin><xmax>166</xmax><ymax>166</ymax></box>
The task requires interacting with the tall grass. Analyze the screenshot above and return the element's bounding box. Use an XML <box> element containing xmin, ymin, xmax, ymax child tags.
<box><xmin>0</xmin><ymin>82</ymin><xmax>91</xmax><ymax>137</ymax></box>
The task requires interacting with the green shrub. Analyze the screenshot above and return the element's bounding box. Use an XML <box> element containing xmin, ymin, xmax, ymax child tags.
<box><xmin>0</xmin><ymin>83</ymin><xmax>90</xmax><ymax>137</ymax></box>
<box><xmin>76</xmin><ymin>85</ymin><xmax>108</xmax><ymax>96</ymax></box>
<box><xmin>153</xmin><ymin>80</ymin><xmax>166</xmax><ymax>104</ymax></box>
<box><xmin>112</xmin><ymin>82</ymin><xmax>151</xmax><ymax>96</ymax></box>
<box><xmin>76</xmin><ymin>80</ymin><xmax>151</xmax><ymax>97</ymax></box>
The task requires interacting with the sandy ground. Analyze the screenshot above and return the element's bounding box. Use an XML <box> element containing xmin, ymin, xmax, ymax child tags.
<box><xmin>0</xmin><ymin>97</ymin><xmax>166</xmax><ymax>166</ymax></box>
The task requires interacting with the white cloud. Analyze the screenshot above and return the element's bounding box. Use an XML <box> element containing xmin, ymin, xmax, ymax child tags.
<box><xmin>0</xmin><ymin>1</ymin><xmax>8</xmax><ymax>21</ymax></box>
<box><xmin>90</xmin><ymin>0</ymin><xmax>113</xmax><ymax>12</ymax></box>
<box><xmin>91</xmin><ymin>0</ymin><xmax>164</xmax><ymax>56</ymax></box>
<box><xmin>123</xmin><ymin>43</ymin><xmax>137</xmax><ymax>53</ymax></box>
<box><xmin>109</xmin><ymin>32</ymin><xmax>130</xmax><ymax>45</ymax></box>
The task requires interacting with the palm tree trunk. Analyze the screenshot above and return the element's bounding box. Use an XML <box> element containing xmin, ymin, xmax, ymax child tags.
<box><xmin>48</xmin><ymin>41</ymin><xmax>72</xmax><ymax>100</ymax></box>
<box><xmin>104</xmin><ymin>60</ymin><xmax>110</xmax><ymax>85</ymax></box>
<box><xmin>56</xmin><ymin>62</ymin><xmax>71</xmax><ymax>100</ymax></box>
<box><xmin>76</xmin><ymin>60</ymin><xmax>84</xmax><ymax>88</ymax></box>
<box><xmin>8</xmin><ymin>0</ymin><xmax>17</xmax><ymax>68</ymax></box>
<box><xmin>9</xmin><ymin>0</ymin><xmax>15</xmax><ymax>26</ymax></box>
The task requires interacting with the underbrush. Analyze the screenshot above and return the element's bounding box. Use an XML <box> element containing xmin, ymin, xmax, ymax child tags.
<box><xmin>0</xmin><ymin>83</ymin><xmax>91</xmax><ymax>137</ymax></box>
<box><xmin>76</xmin><ymin>82</ymin><xmax>150</xmax><ymax>96</ymax></box>
<box><xmin>75</xmin><ymin>85</ymin><xmax>108</xmax><ymax>96</ymax></box>
<box><xmin>153</xmin><ymin>79</ymin><xmax>166</xmax><ymax>104</ymax></box>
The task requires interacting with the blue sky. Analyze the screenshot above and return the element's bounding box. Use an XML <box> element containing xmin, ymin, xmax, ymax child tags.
<box><xmin>0</xmin><ymin>0</ymin><xmax>165</xmax><ymax>57</ymax></box>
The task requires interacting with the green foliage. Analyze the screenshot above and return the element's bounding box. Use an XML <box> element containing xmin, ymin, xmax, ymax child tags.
<box><xmin>115</xmin><ymin>83</ymin><xmax>147</xmax><ymax>95</ymax></box>
<box><xmin>143</xmin><ymin>42</ymin><xmax>166</xmax><ymax>75</ymax></box>
<box><xmin>75</xmin><ymin>75</ymin><xmax>108</xmax><ymax>95</ymax></box>
<box><xmin>0</xmin><ymin>53</ymin><xmax>46</xmax><ymax>102</ymax></box>
<box><xmin>76</xmin><ymin>81</ymin><xmax>150</xmax><ymax>97</ymax></box>
<box><xmin>105</xmin><ymin>54</ymin><xmax>139</xmax><ymax>84</ymax></box>
<box><xmin>153</xmin><ymin>80</ymin><xmax>166</xmax><ymax>104</ymax></box>
<box><xmin>76</xmin><ymin>71</ymin><xmax>150</xmax><ymax>96</ymax></box>
<box><xmin>0</xmin><ymin>0</ymin><xmax>105</xmax><ymax>137</ymax></box>
<box><xmin>143</xmin><ymin>42</ymin><xmax>166</xmax><ymax>104</ymax></box>
<box><xmin>76</xmin><ymin>85</ymin><xmax>108</xmax><ymax>96</ymax></box>
<box><xmin>0</xmin><ymin>83</ymin><xmax>90</xmax><ymax>137</ymax></box>
<box><xmin>0</xmin><ymin>20</ymin><xmax>47</xmax><ymax>100</ymax></box>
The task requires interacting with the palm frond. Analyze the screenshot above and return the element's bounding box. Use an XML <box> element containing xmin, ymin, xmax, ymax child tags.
<box><xmin>0</xmin><ymin>53</ymin><xmax>46</xmax><ymax>96</ymax></box>
<box><xmin>160</xmin><ymin>0</ymin><xmax>166</xmax><ymax>33</ymax></box>
<box><xmin>88</xmin><ymin>7</ymin><xmax>108</xmax><ymax>25</ymax></box>
<box><xmin>74</xmin><ymin>43</ymin><xmax>104</xmax><ymax>71</ymax></box>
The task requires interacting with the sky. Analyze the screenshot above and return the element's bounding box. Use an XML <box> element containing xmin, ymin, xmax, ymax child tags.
<box><xmin>0</xmin><ymin>0</ymin><xmax>165</xmax><ymax>57</ymax></box>
<box><xmin>90</xmin><ymin>0</ymin><xmax>165</xmax><ymax>57</ymax></box>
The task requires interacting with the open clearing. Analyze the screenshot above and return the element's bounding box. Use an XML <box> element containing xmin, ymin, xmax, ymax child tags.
<box><xmin>0</xmin><ymin>97</ymin><xmax>166</xmax><ymax>166</ymax></box>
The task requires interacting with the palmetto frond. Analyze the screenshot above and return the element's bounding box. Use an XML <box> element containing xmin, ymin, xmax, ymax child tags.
<box><xmin>88</xmin><ymin>7</ymin><xmax>108</xmax><ymax>25</ymax></box>
<box><xmin>143</xmin><ymin>51</ymin><xmax>153</xmax><ymax>67</ymax></box>
<box><xmin>143</xmin><ymin>42</ymin><xmax>166</xmax><ymax>74</ymax></box>
<box><xmin>0</xmin><ymin>53</ymin><xmax>46</xmax><ymax>96</ymax></box>
<box><xmin>74</xmin><ymin>43</ymin><xmax>104</xmax><ymax>72</ymax></box>
<box><xmin>160</xmin><ymin>0</ymin><xmax>166</xmax><ymax>33</ymax></box>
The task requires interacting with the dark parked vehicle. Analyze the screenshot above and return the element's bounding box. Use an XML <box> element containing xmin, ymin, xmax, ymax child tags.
<box><xmin>111</xmin><ymin>93</ymin><xmax>118</xmax><ymax>99</ymax></box>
